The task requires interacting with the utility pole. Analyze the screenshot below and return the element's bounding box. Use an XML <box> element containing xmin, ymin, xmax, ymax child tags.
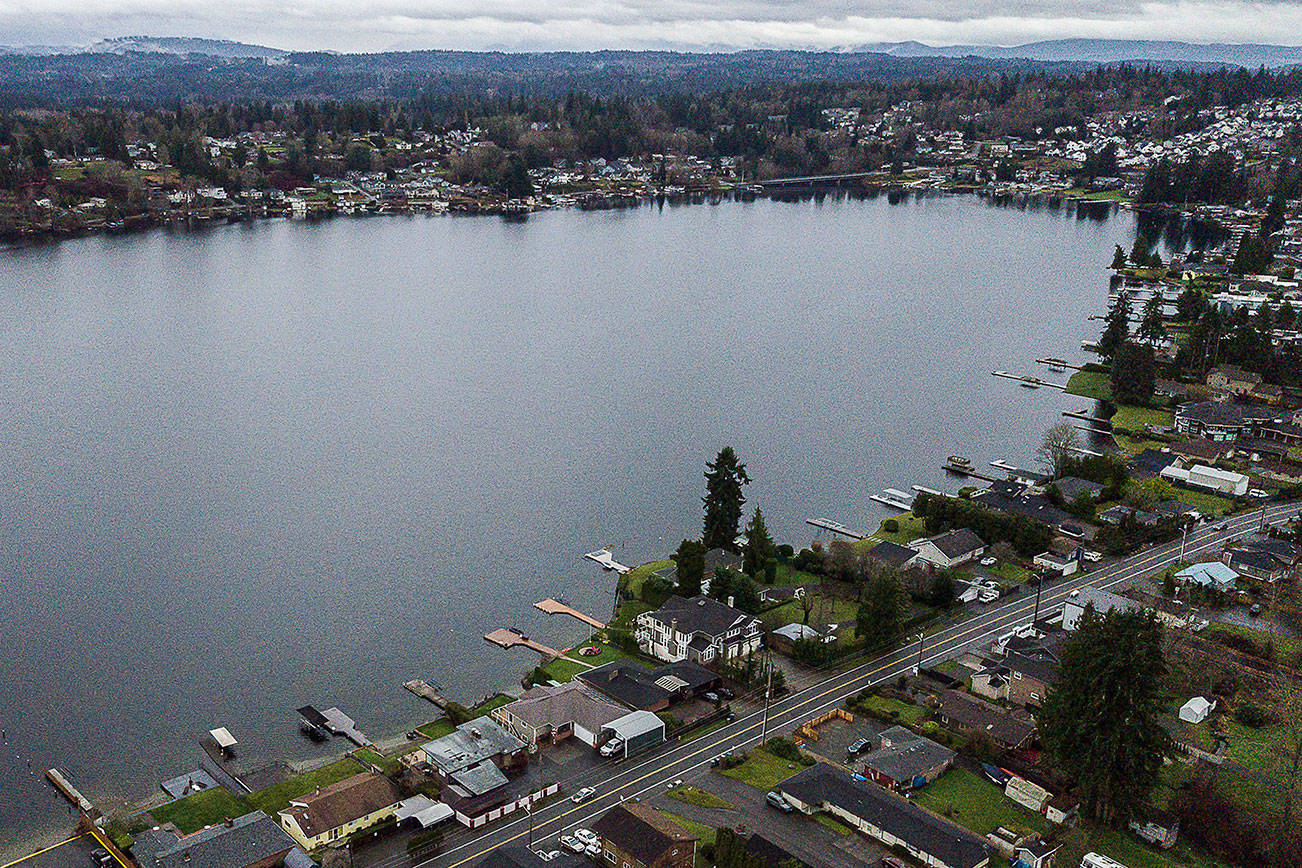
<box><xmin>912</xmin><ymin>631</ymin><xmax>925</xmax><ymax>676</ymax></box>
<box><xmin>758</xmin><ymin>648</ymin><xmax>774</xmax><ymax>745</ymax></box>
<box><xmin>1180</xmin><ymin>521</ymin><xmax>1191</xmax><ymax>561</ymax></box>
<box><xmin>1032</xmin><ymin>575</ymin><xmax>1046</xmax><ymax>626</ymax></box>
<box><xmin>527</xmin><ymin>800</ymin><xmax>535</xmax><ymax>849</ymax></box>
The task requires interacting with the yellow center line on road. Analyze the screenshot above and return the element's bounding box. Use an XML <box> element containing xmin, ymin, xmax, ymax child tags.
<box><xmin>439</xmin><ymin>508</ymin><xmax>1284</xmax><ymax>868</ymax></box>
<box><xmin>0</xmin><ymin>836</ymin><xmax>86</xmax><ymax>868</ymax></box>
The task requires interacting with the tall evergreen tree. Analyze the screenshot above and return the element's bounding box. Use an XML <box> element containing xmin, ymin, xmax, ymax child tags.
<box><xmin>1040</xmin><ymin>609</ymin><xmax>1170</xmax><ymax>826</ymax></box>
<box><xmin>856</xmin><ymin>570</ymin><xmax>907</xmax><ymax>650</ymax></box>
<box><xmin>674</xmin><ymin>539</ymin><xmax>706</xmax><ymax>596</ymax></box>
<box><xmin>1098</xmin><ymin>290</ymin><xmax>1131</xmax><ymax>361</ymax></box>
<box><xmin>1111</xmin><ymin>244</ymin><xmax>1127</xmax><ymax>270</ymax></box>
<box><xmin>743</xmin><ymin>509</ymin><xmax>776</xmax><ymax>577</ymax></box>
<box><xmin>1137</xmin><ymin>295</ymin><xmax>1166</xmax><ymax>345</ymax></box>
<box><xmin>1111</xmin><ymin>341</ymin><xmax>1157</xmax><ymax>405</ymax></box>
<box><xmin>702</xmin><ymin>447</ymin><xmax>750</xmax><ymax>551</ymax></box>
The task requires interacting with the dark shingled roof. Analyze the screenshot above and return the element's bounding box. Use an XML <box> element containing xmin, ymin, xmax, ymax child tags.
<box><xmin>577</xmin><ymin>660</ymin><xmax>673</xmax><ymax>710</ymax></box>
<box><xmin>279</xmin><ymin>772</ymin><xmax>404</xmax><ymax>838</ymax></box>
<box><xmin>592</xmin><ymin>802</ymin><xmax>697</xmax><ymax>866</ymax></box>
<box><xmin>744</xmin><ymin>833</ymin><xmax>812</xmax><ymax>868</ymax></box>
<box><xmin>778</xmin><ymin>764</ymin><xmax>989</xmax><ymax>868</ymax></box>
<box><xmin>647</xmin><ymin>595</ymin><xmax>756</xmax><ymax>637</ymax></box>
<box><xmin>472</xmin><ymin>847</ymin><xmax>587</xmax><ymax>868</ymax></box>
<box><xmin>133</xmin><ymin>811</ymin><xmax>294</xmax><ymax>868</ymax></box>
<box><xmin>924</xmin><ymin>528</ymin><xmax>986</xmax><ymax>559</ymax></box>
<box><xmin>864</xmin><ymin>541</ymin><xmax>918</xmax><ymax>568</ymax></box>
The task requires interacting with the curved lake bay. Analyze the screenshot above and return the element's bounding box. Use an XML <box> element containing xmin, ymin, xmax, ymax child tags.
<box><xmin>0</xmin><ymin>193</ymin><xmax>1131</xmax><ymax>853</ymax></box>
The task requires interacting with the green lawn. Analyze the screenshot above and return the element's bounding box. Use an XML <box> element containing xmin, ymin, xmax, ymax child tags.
<box><xmin>656</xmin><ymin>810</ymin><xmax>717</xmax><ymax>847</ymax></box>
<box><xmin>355</xmin><ymin>747</ymin><xmax>400</xmax><ymax>776</ymax></box>
<box><xmin>417</xmin><ymin>719</ymin><xmax>455</xmax><ymax>740</ymax></box>
<box><xmin>989</xmin><ymin>561</ymin><xmax>1032</xmax><ymax>583</ymax></box>
<box><xmin>815</xmin><ymin>815</ymin><xmax>854</xmax><ymax>835</ymax></box>
<box><xmin>247</xmin><ymin>757</ymin><xmax>366</xmax><ymax>815</ymax></box>
<box><xmin>149</xmin><ymin>787</ymin><xmax>250</xmax><ymax>834</ymax></box>
<box><xmin>860</xmin><ymin>513</ymin><xmax>928</xmax><ymax>546</ymax></box>
<box><xmin>853</xmin><ymin>694</ymin><xmax>930</xmax><ymax>726</ymax></box>
<box><xmin>718</xmin><ymin>748</ymin><xmax>807</xmax><ymax>790</ymax></box>
<box><xmin>769</xmin><ymin>562</ymin><xmax>824</xmax><ymax>587</ymax></box>
<box><xmin>667</xmin><ymin>785</ymin><xmax>733</xmax><ymax>809</ymax></box>
<box><xmin>623</xmin><ymin>560</ymin><xmax>673</xmax><ymax>598</ymax></box>
<box><xmin>761</xmin><ymin>595</ymin><xmax>860</xmax><ymax>635</ymax></box>
<box><xmin>1056</xmin><ymin>823</ymin><xmax>1229</xmax><ymax>868</ymax></box>
<box><xmin>612</xmin><ymin>600</ymin><xmax>653</xmax><ymax>628</ymax></box>
<box><xmin>1203</xmin><ymin>623</ymin><xmax>1302</xmax><ymax>666</ymax></box>
<box><xmin>1066</xmin><ymin>370</ymin><xmax>1113</xmax><ymax>401</ymax></box>
<box><xmin>912</xmin><ymin>768</ymin><xmax>1045</xmax><ymax>837</ymax></box>
<box><xmin>1112</xmin><ymin>405</ymin><xmax>1174</xmax><ymax>431</ymax></box>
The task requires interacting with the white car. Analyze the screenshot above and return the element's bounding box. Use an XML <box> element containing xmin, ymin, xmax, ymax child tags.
<box><xmin>571</xmin><ymin>787</ymin><xmax>596</xmax><ymax>803</ymax></box>
<box><xmin>980</xmin><ymin>557</ymin><xmax>997</xmax><ymax>566</ymax></box>
<box><xmin>534</xmin><ymin>851</ymin><xmax>561</xmax><ymax>862</ymax></box>
<box><xmin>574</xmin><ymin>828</ymin><xmax>599</xmax><ymax>847</ymax></box>
<box><xmin>585</xmin><ymin>842</ymin><xmax>603</xmax><ymax>858</ymax></box>
<box><xmin>668</xmin><ymin>779</ymin><xmax>683</xmax><ymax>788</ymax></box>
<box><xmin>560</xmin><ymin>836</ymin><xmax>585</xmax><ymax>854</ymax></box>
<box><xmin>1082</xmin><ymin>550</ymin><xmax>1102</xmax><ymax>562</ymax></box>
<box><xmin>599</xmin><ymin>738</ymin><xmax>624</xmax><ymax>757</ymax></box>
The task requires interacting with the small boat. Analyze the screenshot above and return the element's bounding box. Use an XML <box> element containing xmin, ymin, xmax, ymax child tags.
<box><xmin>947</xmin><ymin>455</ymin><xmax>971</xmax><ymax>466</ymax></box>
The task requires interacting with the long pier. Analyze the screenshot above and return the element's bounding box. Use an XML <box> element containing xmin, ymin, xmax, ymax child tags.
<box><xmin>1062</xmin><ymin>409</ymin><xmax>1111</xmax><ymax>428</ymax></box>
<box><xmin>1035</xmin><ymin>357</ymin><xmax>1083</xmax><ymax>371</ymax></box>
<box><xmin>869</xmin><ymin>489</ymin><xmax>914</xmax><ymax>510</ymax></box>
<box><xmin>321</xmin><ymin>707</ymin><xmax>370</xmax><ymax>747</ymax></box>
<box><xmin>485</xmin><ymin>628</ymin><xmax>560</xmax><ymax>660</ymax></box>
<box><xmin>805</xmin><ymin>518</ymin><xmax>865</xmax><ymax>539</ymax></box>
<box><xmin>45</xmin><ymin>768</ymin><xmax>95</xmax><ymax>815</ymax></box>
<box><xmin>535</xmin><ymin>598</ymin><xmax>606</xmax><ymax>630</ymax></box>
<box><xmin>991</xmin><ymin>370</ymin><xmax>1068</xmax><ymax>390</ymax></box>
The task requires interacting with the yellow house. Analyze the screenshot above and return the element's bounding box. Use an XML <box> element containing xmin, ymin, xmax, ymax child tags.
<box><xmin>278</xmin><ymin>772</ymin><xmax>404</xmax><ymax>850</ymax></box>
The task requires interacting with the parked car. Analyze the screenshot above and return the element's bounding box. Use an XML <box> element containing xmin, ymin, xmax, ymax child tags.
<box><xmin>765</xmin><ymin>791</ymin><xmax>794</xmax><ymax>813</ymax></box>
<box><xmin>585</xmin><ymin>842</ymin><xmax>603</xmax><ymax>858</ymax></box>
<box><xmin>1083</xmin><ymin>550</ymin><xmax>1102</xmax><ymax>562</ymax></box>
<box><xmin>574</xmin><ymin>829</ymin><xmax>599</xmax><ymax>847</ymax></box>
<box><xmin>534</xmin><ymin>851</ymin><xmax>561</xmax><ymax>862</ymax></box>
<box><xmin>710</xmin><ymin>751</ymin><xmax>733</xmax><ymax>767</ymax></box>
<box><xmin>881</xmin><ymin>857</ymin><xmax>908</xmax><ymax>868</ymax></box>
<box><xmin>847</xmin><ymin>738</ymin><xmax>870</xmax><ymax>756</ymax></box>
<box><xmin>704</xmin><ymin>691</ymin><xmax>720</xmax><ymax>703</ymax></box>
<box><xmin>599</xmin><ymin>738</ymin><xmax>623</xmax><ymax>757</ymax></box>
<box><xmin>980</xmin><ymin>556</ymin><xmax>997</xmax><ymax>566</ymax></box>
<box><xmin>717</xmin><ymin>687</ymin><xmax>735</xmax><ymax>700</ymax></box>
<box><xmin>572</xmin><ymin>787</ymin><xmax>596</xmax><ymax>803</ymax></box>
<box><xmin>561</xmin><ymin>836</ymin><xmax>585</xmax><ymax>854</ymax></box>
<box><xmin>90</xmin><ymin>851</ymin><xmax>113</xmax><ymax>867</ymax></box>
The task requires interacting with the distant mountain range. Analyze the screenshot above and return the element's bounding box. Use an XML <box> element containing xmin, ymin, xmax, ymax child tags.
<box><xmin>855</xmin><ymin>38</ymin><xmax>1302</xmax><ymax>67</ymax></box>
<box><xmin>0</xmin><ymin>36</ymin><xmax>1301</xmax><ymax>67</ymax></box>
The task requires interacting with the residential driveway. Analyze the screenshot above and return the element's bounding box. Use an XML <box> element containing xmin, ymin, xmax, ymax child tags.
<box><xmin>801</xmin><ymin>716</ymin><xmax>887</xmax><ymax>767</ymax></box>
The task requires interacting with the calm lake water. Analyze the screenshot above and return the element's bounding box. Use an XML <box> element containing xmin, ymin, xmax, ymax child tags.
<box><xmin>0</xmin><ymin>193</ymin><xmax>1132</xmax><ymax>854</ymax></box>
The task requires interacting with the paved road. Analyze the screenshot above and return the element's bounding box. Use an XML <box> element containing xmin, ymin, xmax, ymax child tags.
<box><xmin>376</xmin><ymin>504</ymin><xmax>1296</xmax><ymax>868</ymax></box>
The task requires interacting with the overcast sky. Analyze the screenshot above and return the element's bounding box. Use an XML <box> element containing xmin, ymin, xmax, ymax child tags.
<box><xmin>3</xmin><ymin>0</ymin><xmax>1301</xmax><ymax>52</ymax></box>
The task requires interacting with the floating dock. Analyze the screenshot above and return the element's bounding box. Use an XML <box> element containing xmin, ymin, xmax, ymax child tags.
<box><xmin>1035</xmin><ymin>357</ymin><xmax>1083</xmax><ymax>371</ymax></box>
<box><xmin>1062</xmin><ymin>409</ymin><xmax>1111</xmax><ymax>428</ymax></box>
<box><xmin>404</xmin><ymin>681</ymin><xmax>451</xmax><ymax>709</ymax></box>
<box><xmin>943</xmin><ymin>461</ymin><xmax>999</xmax><ymax>482</ymax></box>
<box><xmin>911</xmin><ymin>485</ymin><xmax>942</xmax><ymax>496</ymax></box>
<box><xmin>583</xmin><ymin>549</ymin><xmax>631</xmax><ymax>574</ymax></box>
<box><xmin>805</xmin><ymin>518</ymin><xmax>865</xmax><ymax>539</ymax></box>
<box><xmin>484</xmin><ymin>628</ymin><xmax>560</xmax><ymax>659</ymax></box>
<box><xmin>535</xmin><ymin>598</ymin><xmax>606</xmax><ymax>630</ymax></box>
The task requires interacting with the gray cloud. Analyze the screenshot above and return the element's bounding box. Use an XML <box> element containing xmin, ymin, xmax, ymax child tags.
<box><xmin>3</xmin><ymin>0</ymin><xmax>1301</xmax><ymax>52</ymax></box>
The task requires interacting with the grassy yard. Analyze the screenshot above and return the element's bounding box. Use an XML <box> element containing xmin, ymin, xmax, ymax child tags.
<box><xmin>853</xmin><ymin>694</ymin><xmax>930</xmax><ymax>726</ymax></box>
<box><xmin>912</xmin><ymin>768</ymin><xmax>1045</xmax><ymax>837</ymax></box>
<box><xmin>861</xmin><ymin>513</ymin><xmax>928</xmax><ymax>546</ymax></box>
<box><xmin>1055</xmin><ymin>823</ymin><xmax>1229</xmax><ymax>868</ymax></box>
<box><xmin>1112</xmin><ymin>405</ymin><xmax>1175</xmax><ymax>431</ymax></box>
<box><xmin>1066</xmin><ymin>370</ymin><xmax>1113</xmax><ymax>401</ymax></box>
<box><xmin>656</xmin><ymin>809</ymin><xmax>718</xmax><ymax>846</ymax></box>
<box><xmin>622</xmin><ymin>560</ymin><xmax>673</xmax><ymax>599</ymax></box>
<box><xmin>718</xmin><ymin>748</ymin><xmax>807</xmax><ymax>791</ymax></box>
<box><xmin>612</xmin><ymin>600</ymin><xmax>653</xmax><ymax>628</ymax></box>
<box><xmin>149</xmin><ymin>787</ymin><xmax>250</xmax><ymax>834</ymax></box>
<box><xmin>769</xmin><ymin>562</ymin><xmax>824</xmax><ymax>587</ymax></box>
<box><xmin>355</xmin><ymin>747</ymin><xmax>401</xmax><ymax>776</ymax></box>
<box><xmin>1204</xmin><ymin>622</ymin><xmax>1302</xmax><ymax>666</ymax></box>
<box><xmin>761</xmin><ymin>594</ymin><xmax>860</xmax><ymax>635</ymax></box>
<box><xmin>815</xmin><ymin>815</ymin><xmax>855</xmax><ymax>835</ymax></box>
<box><xmin>667</xmin><ymin>785</ymin><xmax>734</xmax><ymax>809</ymax></box>
<box><xmin>417</xmin><ymin>719</ymin><xmax>456</xmax><ymax>740</ymax></box>
<box><xmin>247</xmin><ymin>757</ymin><xmax>366</xmax><ymax>816</ymax></box>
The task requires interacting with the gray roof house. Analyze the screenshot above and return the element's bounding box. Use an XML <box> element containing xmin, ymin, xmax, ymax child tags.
<box><xmin>859</xmin><ymin>726</ymin><xmax>955</xmax><ymax>790</ymax></box>
<box><xmin>421</xmin><ymin>716</ymin><xmax>527</xmax><ymax>795</ymax></box>
<box><xmin>778</xmin><ymin>764</ymin><xmax>990</xmax><ymax>868</ymax></box>
<box><xmin>635</xmin><ymin>595</ymin><xmax>762</xmax><ymax>664</ymax></box>
<box><xmin>1051</xmin><ymin>477</ymin><xmax>1104</xmax><ymax>502</ymax></box>
<box><xmin>908</xmin><ymin>529</ymin><xmax>986</xmax><ymax>568</ymax></box>
<box><xmin>132</xmin><ymin>811</ymin><xmax>297</xmax><ymax>868</ymax></box>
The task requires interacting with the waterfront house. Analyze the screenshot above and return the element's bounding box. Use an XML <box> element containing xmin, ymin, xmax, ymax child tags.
<box><xmin>859</xmin><ymin>726</ymin><xmax>955</xmax><ymax>790</ymax></box>
<box><xmin>591</xmin><ymin>802</ymin><xmax>698</xmax><ymax>868</ymax></box>
<box><xmin>577</xmin><ymin>659</ymin><xmax>719</xmax><ymax>711</ymax></box>
<box><xmin>134</xmin><ymin>811</ymin><xmax>297</xmax><ymax>868</ymax></box>
<box><xmin>908</xmin><ymin>528</ymin><xmax>987</xmax><ymax>569</ymax></box>
<box><xmin>1160</xmin><ymin>459</ymin><xmax>1250</xmax><ymax>496</ymax></box>
<box><xmin>1206</xmin><ymin>364</ymin><xmax>1263</xmax><ymax>396</ymax></box>
<box><xmin>1049</xmin><ymin>477</ymin><xmax>1104</xmax><ymax>502</ymax></box>
<box><xmin>491</xmin><ymin>682</ymin><xmax>629</xmax><ymax>748</ymax></box>
<box><xmin>777</xmin><ymin>763</ymin><xmax>990</xmax><ymax>868</ymax></box>
<box><xmin>634</xmin><ymin>595</ymin><xmax>762</xmax><ymax>664</ymax></box>
<box><xmin>278</xmin><ymin>772</ymin><xmax>404</xmax><ymax>850</ymax></box>
<box><xmin>420</xmin><ymin>716</ymin><xmax>527</xmax><ymax>797</ymax></box>
<box><xmin>862</xmin><ymin>540</ymin><xmax>920</xmax><ymax>570</ymax></box>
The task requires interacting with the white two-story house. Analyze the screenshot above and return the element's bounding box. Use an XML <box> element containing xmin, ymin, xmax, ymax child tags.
<box><xmin>635</xmin><ymin>595</ymin><xmax>762</xmax><ymax>664</ymax></box>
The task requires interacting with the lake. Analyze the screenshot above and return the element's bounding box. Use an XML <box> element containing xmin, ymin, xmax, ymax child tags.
<box><xmin>0</xmin><ymin>192</ymin><xmax>1131</xmax><ymax>855</ymax></box>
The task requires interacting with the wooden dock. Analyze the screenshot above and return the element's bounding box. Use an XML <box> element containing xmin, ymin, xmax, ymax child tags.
<box><xmin>805</xmin><ymin>518</ymin><xmax>865</xmax><ymax>539</ymax></box>
<box><xmin>45</xmin><ymin>768</ymin><xmax>95</xmax><ymax>815</ymax></box>
<box><xmin>535</xmin><ymin>598</ymin><xmax>606</xmax><ymax>630</ymax></box>
<box><xmin>869</xmin><ymin>489</ymin><xmax>914</xmax><ymax>510</ymax></box>
<box><xmin>404</xmin><ymin>680</ymin><xmax>451</xmax><ymax>709</ymax></box>
<box><xmin>1062</xmin><ymin>409</ymin><xmax>1111</xmax><ymax>428</ymax></box>
<box><xmin>943</xmin><ymin>462</ymin><xmax>1000</xmax><ymax>482</ymax></box>
<box><xmin>484</xmin><ymin>628</ymin><xmax>560</xmax><ymax>660</ymax></box>
<box><xmin>1035</xmin><ymin>357</ymin><xmax>1083</xmax><ymax>371</ymax></box>
<box><xmin>583</xmin><ymin>549</ymin><xmax>631</xmax><ymax>574</ymax></box>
